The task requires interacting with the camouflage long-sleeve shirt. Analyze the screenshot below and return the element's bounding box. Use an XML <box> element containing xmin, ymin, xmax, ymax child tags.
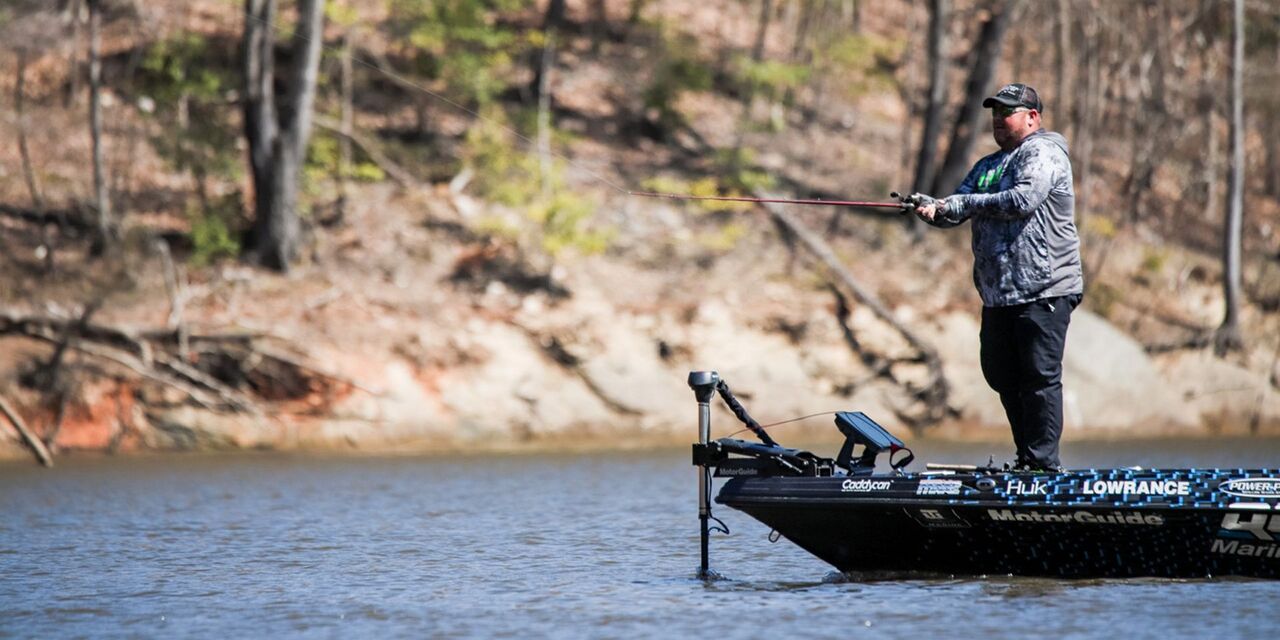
<box><xmin>927</xmin><ymin>129</ymin><xmax>1084</xmax><ymax>307</ymax></box>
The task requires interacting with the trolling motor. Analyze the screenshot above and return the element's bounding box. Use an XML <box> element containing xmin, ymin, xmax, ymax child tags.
<box><xmin>688</xmin><ymin>371</ymin><xmax>916</xmax><ymax>578</ymax></box>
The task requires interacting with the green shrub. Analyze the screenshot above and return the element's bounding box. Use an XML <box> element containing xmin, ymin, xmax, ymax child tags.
<box><xmin>642</xmin><ymin>25</ymin><xmax>713</xmax><ymax>129</ymax></box>
<box><xmin>189</xmin><ymin>197</ymin><xmax>241</xmax><ymax>266</ymax></box>
<box><xmin>390</xmin><ymin>0</ymin><xmax>529</xmax><ymax>107</ymax></box>
<box><xmin>810</xmin><ymin>33</ymin><xmax>902</xmax><ymax>100</ymax></box>
<box><xmin>732</xmin><ymin>56</ymin><xmax>810</xmax><ymax>101</ymax></box>
<box><xmin>461</xmin><ymin>111</ymin><xmax>611</xmax><ymax>257</ymax></box>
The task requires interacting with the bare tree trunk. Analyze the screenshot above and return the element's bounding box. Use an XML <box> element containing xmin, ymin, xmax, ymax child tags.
<box><xmin>1215</xmin><ymin>0</ymin><xmax>1245</xmax><ymax>355</ymax></box>
<box><xmin>589</xmin><ymin>0</ymin><xmax>607</xmax><ymax>53</ymax></box>
<box><xmin>847</xmin><ymin>0</ymin><xmax>860</xmax><ymax>32</ymax></box>
<box><xmin>1201</xmin><ymin>91</ymin><xmax>1219</xmax><ymax>222</ymax></box>
<box><xmin>242</xmin><ymin>0</ymin><xmax>277</xmax><ymax>240</ymax></box>
<box><xmin>337</xmin><ymin>32</ymin><xmax>354</xmax><ymax>219</ymax></box>
<box><xmin>88</xmin><ymin>0</ymin><xmax>113</xmax><ymax>254</ymax></box>
<box><xmin>751</xmin><ymin>0</ymin><xmax>774</xmax><ymax>63</ymax></box>
<box><xmin>16</xmin><ymin>49</ymin><xmax>44</xmax><ymax>211</ymax></box>
<box><xmin>537</xmin><ymin>33</ymin><xmax>555</xmax><ymax>198</ymax></box>
<box><xmin>63</xmin><ymin>0</ymin><xmax>83</xmax><ymax>108</ymax></box>
<box><xmin>931</xmin><ymin>0</ymin><xmax>1020</xmax><ymax>195</ymax></box>
<box><xmin>1075</xmin><ymin>7</ymin><xmax>1100</xmax><ymax>280</ymax></box>
<box><xmin>16</xmin><ymin>49</ymin><xmax>55</xmax><ymax>272</ymax></box>
<box><xmin>1267</xmin><ymin>20</ymin><xmax>1280</xmax><ymax>198</ymax></box>
<box><xmin>249</xmin><ymin>0</ymin><xmax>325</xmax><ymax>272</ymax></box>
<box><xmin>528</xmin><ymin>0</ymin><xmax>565</xmax><ymax>103</ymax></box>
<box><xmin>790</xmin><ymin>0</ymin><xmax>817</xmax><ymax>62</ymax></box>
<box><xmin>913</xmin><ymin>0</ymin><xmax>948</xmax><ymax>194</ymax></box>
<box><xmin>1054</xmin><ymin>0</ymin><xmax>1072</xmax><ymax>140</ymax></box>
<box><xmin>1268</xmin><ymin>110</ymin><xmax>1280</xmax><ymax>199</ymax></box>
<box><xmin>627</xmin><ymin>0</ymin><xmax>645</xmax><ymax>24</ymax></box>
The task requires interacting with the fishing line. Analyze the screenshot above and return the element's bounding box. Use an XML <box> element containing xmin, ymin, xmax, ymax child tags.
<box><xmin>724</xmin><ymin>410</ymin><xmax>838</xmax><ymax>439</ymax></box>
<box><xmin>238</xmin><ymin>7</ymin><xmax>633</xmax><ymax>195</ymax></box>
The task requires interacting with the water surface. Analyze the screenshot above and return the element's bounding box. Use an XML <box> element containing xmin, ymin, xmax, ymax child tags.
<box><xmin>3</xmin><ymin>438</ymin><xmax>1280</xmax><ymax>638</ymax></box>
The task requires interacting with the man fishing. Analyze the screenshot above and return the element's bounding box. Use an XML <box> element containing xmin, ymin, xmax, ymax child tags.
<box><xmin>912</xmin><ymin>83</ymin><xmax>1083</xmax><ymax>472</ymax></box>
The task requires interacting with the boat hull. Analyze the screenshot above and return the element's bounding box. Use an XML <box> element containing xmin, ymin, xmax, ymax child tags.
<box><xmin>716</xmin><ymin>470</ymin><xmax>1280</xmax><ymax>578</ymax></box>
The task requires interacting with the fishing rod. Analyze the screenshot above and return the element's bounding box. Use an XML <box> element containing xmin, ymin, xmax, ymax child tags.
<box><xmin>628</xmin><ymin>190</ymin><xmax>930</xmax><ymax>211</ymax></box>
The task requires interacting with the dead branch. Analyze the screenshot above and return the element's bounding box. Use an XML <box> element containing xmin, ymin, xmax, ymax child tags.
<box><xmin>152</xmin><ymin>352</ymin><xmax>261</xmax><ymax>414</ymax></box>
<box><xmin>1144</xmin><ymin>332</ymin><xmax>1213</xmax><ymax>354</ymax></box>
<box><xmin>154</xmin><ymin>239</ymin><xmax>189</xmax><ymax>359</ymax></box>
<box><xmin>0</xmin><ymin>394</ymin><xmax>53</xmax><ymax>467</ymax></box>
<box><xmin>0</xmin><ymin>203</ymin><xmax>91</xmax><ymax>231</ymax></box>
<box><xmin>252</xmin><ymin>343</ymin><xmax>384</xmax><ymax>396</ymax></box>
<box><xmin>36</xmin><ymin>295</ymin><xmax>105</xmax><ymax>391</ymax></box>
<box><xmin>313</xmin><ymin>114</ymin><xmax>416</xmax><ymax>188</ymax></box>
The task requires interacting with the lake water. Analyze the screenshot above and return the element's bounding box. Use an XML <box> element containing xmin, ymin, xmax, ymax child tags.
<box><xmin>3</xmin><ymin>438</ymin><xmax>1280</xmax><ymax>639</ymax></box>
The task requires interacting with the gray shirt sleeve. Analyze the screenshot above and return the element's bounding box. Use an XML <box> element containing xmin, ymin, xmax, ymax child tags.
<box><xmin>946</xmin><ymin>139</ymin><xmax>1065</xmax><ymax>223</ymax></box>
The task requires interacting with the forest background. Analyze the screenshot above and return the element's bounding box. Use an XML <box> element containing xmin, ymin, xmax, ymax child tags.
<box><xmin>1</xmin><ymin>0</ymin><xmax>1278</xmax><ymax>466</ymax></box>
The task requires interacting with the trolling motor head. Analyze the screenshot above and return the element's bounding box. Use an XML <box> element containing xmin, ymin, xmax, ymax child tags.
<box><xmin>687</xmin><ymin>371</ymin><xmax>720</xmax><ymax>403</ymax></box>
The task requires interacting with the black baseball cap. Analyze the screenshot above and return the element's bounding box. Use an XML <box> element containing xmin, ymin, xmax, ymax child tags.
<box><xmin>982</xmin><ymin>83</ymin><xmax>1043</xmax><ymax>112</ymax></box>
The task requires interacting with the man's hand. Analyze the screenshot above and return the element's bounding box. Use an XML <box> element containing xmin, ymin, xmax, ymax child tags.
<box><xmin>910</xmin><ymin>193</ymin><xmax>944</xmax><ymax>222</ymax></box>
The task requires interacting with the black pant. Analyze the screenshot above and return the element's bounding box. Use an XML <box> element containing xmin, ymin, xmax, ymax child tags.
<box><xmin>979</xmin><ymin>294</ymin><xmax>1081</xmax><ymax>469</ymax></box>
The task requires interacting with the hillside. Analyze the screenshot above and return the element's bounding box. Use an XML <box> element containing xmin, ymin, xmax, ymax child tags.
<box><xmin>1</xmin><ymin>0</ymin><xmax>1278</xmax><ymax>463</ymax></box>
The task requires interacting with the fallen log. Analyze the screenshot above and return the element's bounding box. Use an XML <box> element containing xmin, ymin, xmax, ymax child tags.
<box><xmin>0</xmin><ymin>394</ymin><xmax>52</xmax><ymax>467</ymax></box>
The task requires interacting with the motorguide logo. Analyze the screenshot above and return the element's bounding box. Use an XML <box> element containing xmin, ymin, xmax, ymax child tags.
<box><xmin>841</xmin><ymin>479</ymin><xmax>891</xmax><ymax>493</ymax></box>
<box><xmin>1219</xmin><ymin>478</ymin><xmax>1280</xmax><ymax>499</ymax></box>
<box><xmin>987</xmin><ymin>509</ymin><xmax>1164</xmax><ymax>525</ymax></box>
<box><xmin>917</xmin><ymin>479</ymin><xmax>962</xmax><ymax>496</ymax></box>
<box><xmin>1079</xmin><ymin>479</ymin><xmax>1190</xmax><ymax>497</ymax></box>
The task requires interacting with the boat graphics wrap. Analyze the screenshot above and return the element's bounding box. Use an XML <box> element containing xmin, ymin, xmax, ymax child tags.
<box><xmin>715</xmin><ymin>468</ymin><xmax>1280</xmax><ymax>578</ymax></box>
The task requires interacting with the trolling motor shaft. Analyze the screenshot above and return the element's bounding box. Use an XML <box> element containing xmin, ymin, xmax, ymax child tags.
<box><xmin>688</xmin><ymin>370</ymin><xmax>719</xmax><ymax>579</ymax></box>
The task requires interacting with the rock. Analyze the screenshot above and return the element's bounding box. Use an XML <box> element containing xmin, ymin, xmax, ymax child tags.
<box><xmin>148</xmin><ymin>406</ymin><xmax>276</xmax><ymax>450</ymax></box>
<box><xmin>1062</xmin><ymin>311</ymin><xmax>1197</xmax><ymax>433</ymax></box>
<box><xmin>435</xmin><ymin>321</ymin><xmax>616</xmax><ymax>442</ymax></box>
<box><xmin>928</xmin><ymin>309</ymin><xmax>1198</xmax><ymax>435</ymax></box>
<box><xmin>1155</xmin><ymin>351</ymin><xmax>1280</xmax><ymax>433</ymax></box>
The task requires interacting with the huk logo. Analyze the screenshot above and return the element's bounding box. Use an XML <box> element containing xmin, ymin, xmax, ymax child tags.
<box><xmin>1006</xmin><ymin>479</ymin><xmax>1049</xmax><ymax>496</ymax></box>
<box><xmin>1220</xmin><ymin>512</ymin><xmax>1280</xmax><ymax>542</ymax></box>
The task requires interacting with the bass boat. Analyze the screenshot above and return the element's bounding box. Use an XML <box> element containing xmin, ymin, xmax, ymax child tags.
<box><xmin>688</xmin><ymin>371</ymin><xmax>1280</xmax><ymax>579</ymax></box>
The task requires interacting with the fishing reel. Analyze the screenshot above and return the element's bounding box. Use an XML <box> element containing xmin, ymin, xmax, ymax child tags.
<box><xmin>889</xmin><ymin>191</ymin><xmax>936</xmax><ymax>211</ymax></box>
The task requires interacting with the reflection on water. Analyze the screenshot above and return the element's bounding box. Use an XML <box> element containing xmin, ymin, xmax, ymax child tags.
<box><xmin>2</xmin><ymin>439</ymin><xmax>1279</xmax><ymax>639</ymax></box>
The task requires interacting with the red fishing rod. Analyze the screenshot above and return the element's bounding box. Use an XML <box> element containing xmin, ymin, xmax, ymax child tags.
<box><xmin>628</xmin><ymin>190</ymin><xmax>928</xmax><ymax>211</ymax></box>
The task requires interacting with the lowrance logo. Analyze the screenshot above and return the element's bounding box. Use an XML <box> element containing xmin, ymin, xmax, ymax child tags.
<box><xmin>1220</xmin><ymin>478</ymin><xmax>1280</xmax><ymax>499</ymax></box>
<box><xmin>987</xmin><ymin>509</ymin><xmax>1164</xmax><ymax>525</ymax></box>
<box><xmin>1080</xmin><ymin>479</ymin><xmax>1190</xmax><ymax>496</ymax></box>
<box><xmin>841</xmin><ymin>479</ymin><xmax>890</xmax><ymax>493</ymax></box>
<box><xmin>917</xmin><ymin>479</ymin><xmax>962</xmax><ymax>496</ymax></box>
